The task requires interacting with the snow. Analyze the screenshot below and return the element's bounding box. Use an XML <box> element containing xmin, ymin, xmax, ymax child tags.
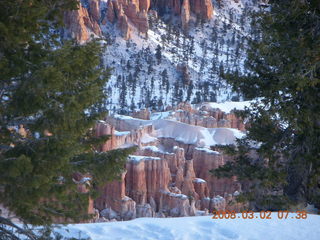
<box><xmin>118</xmin><ymin>143</ymin><xmax>137</xmax><ymax>149</ymax></box>
<box><xmin>141</xmin><ymin>134</ymin><xmax>157</xmax><ymax>143</ymax></box>
<box><xmin>155</xmin><ymin>119</ymin><xmax>244</xmax><ymax>146</ymax></box>
<box><xmin>114</xmin><ymin>130</ymin><xmax>130</xmax><ymax>136</ymax></box>
<box><xmin>193</xmin><ymin>178</ymin><xmax>206</xmax><ymax>183</ymax></box>
<box><xmin>212</xmin><ymin>195</ymin><xmax>225</xmax><ymax>204</ymax></box>
<box><xmin>195</xmin><ymin>147</ymin><xmax>220</xmax><ymax>155</ymax></box>
<box><xmin>233</xmin><ymin>191</ymin><xmax>240</xmax><ymax>196</ymax></box>
<box><xmin>79</xmin><ymin>177</ymin><xmax>91</xmax><ymax>184</ymax></box>
<box><xmin>97</xmin><ymin>120</ymin><xmax>107</xmax><ymax>123</ymax></box>
<box><xmin>122</xmin><ymin>196</ymin><xmax>132</xmax><ymax>201</ymax></box>
<box><xmin>111</xmin><ymin>114</ymin><xmax>246</xmax><ymax>147</ymax></box>
<box><xmin>154</xmin><ymin>119</ymin><xmax>216</xmax><ymax>146</ymax></box>
<box><xmin>229</xmin><ymin>128</ymin><xmax>246</xmax><ymax>139</ymax></box>
<box><xmin>57</xmin><ymin>213</ymin><xmax>320</xmax><ymax>240</ymax></box>
<box><xmin>209</xmin><ymin>128</ymin><xmax>245</xmax><ymax>145</ymax></box>
<box><xmin>128</xmin><ymin>155</ymin><xmax>161</xmax><ymax>162</ymax></box>
<box><xmin>114</xmin><ymin>114</ymin><xmax>136</xmax><ymax>120</ymax></box>
<box><xmin>151</xmin><ymin>111</ymin><xmax>172</xmax><ymax>120</ymax></box>
<box><xmin>142</xmin><ymin>145</ymin><xmax>173</xmax><ymax>155</ymax></box>
<box><xmin>102</xmin><ymin>0</ymin><xmax>259</xmax><ymax>112</ymax></box>
<box><xmin>111</xmin><ymin>114</ymin><xmax>152</xmax><ymax>129</ymax></box>
<box><xmin>201</xmin><ymin>101</ymin><xmax>252</xmax><ymax>113</ymax></box>
<box><xmin>160</xmin><ymin>190</ymin><xmax>188</xmax><ymax>200</ymax></box>
<box><xmin>34</xmin><ymin>132</ymin><xmax>40</xmax><ymax>139</ymax></box>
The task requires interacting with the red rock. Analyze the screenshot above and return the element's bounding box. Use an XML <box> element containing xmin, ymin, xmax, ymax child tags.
<box><xmin>64</xmin><ymin>6</ymin><xmax>90</xmax><ymax>43</ymax></box>
<box><xmin>64</xmin><ymin>1</ymin><xmax>101</xmax><ymax>43</ymax></box>
<box><xmin>103</xmin><ymin>0</ymin><xmax>116</xmax><ymax>24</ymax></box>
<box><xmin>110</xmin><ymin>0</ymin><xmax>149</xmax><ymax>34</ymax></box>
<box><xmin>125</xmin><ymin>156</ymin><xmax>171</xmax><ymax>207</ymax></box>
<box><xmin>118</xmin><ymin>14</ymin><xmax>132</xmax><ymax>40</ymax></box>
<box><xmin>138</xmin><ymin>145</ymin><xmax>186</xmax><ymax>184</ymax></box>
<box><xmin>181</xmin><ymin>0</ymin><xmax>190</xmax><ymax>29</ymax></box>
<box><xmin>93</xmin><ymin>103</ymin><xmax>248</xmax><ymax>219</ymax></box>
<box><xmin>95</xmin><ymin>122</ymin><xmax>117</xmax><ymax>151</ymax></box>
<box><xmin>89</xmin><ymin>0</ymin><xmax>100</xmax><ymax>23</ymax></box>
<box><xmin>95</xmin><ymin>171</ymin><xmax>127</xmax><ymax>212</ymax></box>
<box><xmin>225</xmin><ymin>112</ymin><xmax>246</xmax><ymax>131</ymax></box>
<box><xmin>125</xmin><ymin>157</ymin><xmax>148</xmax><ymax>204</ymax></box>
<box><xmin>210</xmin><ymin>195</ymin><xmax>226</xmax><ymax>211</ymax></box>
<box><xmin>179</xmin><ymin>160</ymin><xmax>198</xmax><ymax>199</ymax></box>
<box><xmin>192</xmin><ymin>148</ymin><xmax>239</xmax><ymax>197</ymax></box>
<box><xmin>171</xmin><ymin>0</ymin><xmax>182</xmax><ymax>15</ymax></box>
<box><xmin>193</xmin><ymin>178</ymin><xmax>209</xmax><ymax>199</ymax></box>
<box><xmin>190</xmin><ymin>0</ymin><xmax>214</xmax><ymax>20</ymax></box>
<box><xmin>119</xmin><ymin>196</ymin><xmax>136</xmax><ymax>220</ymax></box>
<box><xmin>139</xmin><ymin>0</ymin><xmax>151</xmax><ymax>12</ymax></box>
<box><xmin>159</xmin><ymin>190</ymin><xmax>192</xmax><ymax>217</ymax></box>
<box><xmin>136</xmin><ymin>203</ymin><xmax>155</xmax><ymax>217</ymax></box>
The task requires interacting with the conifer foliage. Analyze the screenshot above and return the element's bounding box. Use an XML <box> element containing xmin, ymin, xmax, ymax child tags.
<box><xmin>212</xmin><ymin>0</ymin><xmax>320</xmax><ymax>210</ymax></box>
<box><xmin>0</xmin><ymin>0</ymin><xmax>132</xmax><ymax>238</ymax></box>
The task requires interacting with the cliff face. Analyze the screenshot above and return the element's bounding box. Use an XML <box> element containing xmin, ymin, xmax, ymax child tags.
<box><xmin>64</xmin><ymin>0</ymin><xmax>102</xmax><ymax>43</ymax></box>
<box><xmin>92</xmin><ymin>103</ymin><xmax>247</xmax><ymax>221</ymax></box>
<box><xmin>65</xmin><ymin>0</ymin><xmax>214</xmax><ymax>42</ymax></box>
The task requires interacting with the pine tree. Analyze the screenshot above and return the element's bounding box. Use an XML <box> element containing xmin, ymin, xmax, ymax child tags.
<box><xmin>161</xmin><ymin>69</ymin><xmax>170</xmax><ymax>94</ymax></box>
<box><xmin>0</xmin><ymin>0</ymin><xmax>133</xmax><ymax>238</ymax></box>
<box><xmin>119</xmin><ymin>78</ymin><xmax>128</xmax><ymax>113</ymax></box>
<box><xmin>212</xmin><ymin>0</ymin><xmax>320</xmax><ymax>210</ymax></box>
<box><xmin>155</xmin><ymin>45</ymin><xmax>162</xmax><ymax>64</ymax></box>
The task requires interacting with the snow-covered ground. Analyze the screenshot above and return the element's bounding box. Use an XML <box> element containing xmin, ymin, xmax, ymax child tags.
<box><xmin>58</xmin><ymin>213</ymin><xmax>320</xmax><ymax>240</ymax></box>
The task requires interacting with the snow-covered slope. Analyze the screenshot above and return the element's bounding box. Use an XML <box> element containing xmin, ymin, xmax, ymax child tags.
<box><xmin>58</xmin><ymin>213</ymin><xmax>320</xmax><ymax>240</ymax></box>
<box><xmin>101</xmin><ymin>0</ymin><xmax>262</xmax><ymax>113</ymax></box>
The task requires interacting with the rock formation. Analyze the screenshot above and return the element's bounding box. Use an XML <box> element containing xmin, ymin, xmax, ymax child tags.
<box><xmin>64</xmin><ymin>0</ymin><xmax>102</xmax><ymax>43</ymax></box>
<box><xmin>181</xmin><ymin>0</ymin><xmax>191</xmax><ymax>30</ymax></box>
<box><xmin>101</xmin><ymin>0</ymin><xmax>149</xmax><ymax>36</ymax></box>
<box><xmin>65</xmin><ymin>0</ymin><xmax>214</xmax><ymax>42</ymax></box>
<box><xmin>92</xmin><ymin>103</ymin><xmax>247</xmax><ymax>221</ymax></box>
<box><xmin>131</xmin><ymin>108</ymin><xmax>151</xmax><ymax>120</ymax></box>
<box><xmin>172</xmin><ymin>102</ymin><xmax>245</xmax><ymax>130</ymax></box>
<box><xmin>150</xmin><ymin>0</ymin><xmax>214</xmax><ymax>30</ymax></box>
<box><xmin>89</xmin><ymin>0</ymin><xmax>100</xmax><ymax>23</ymax></box>
<box><xmin>190</xmin><ymin>0</ymin><xmax>214</xmax><ymax>19</ymax></box>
